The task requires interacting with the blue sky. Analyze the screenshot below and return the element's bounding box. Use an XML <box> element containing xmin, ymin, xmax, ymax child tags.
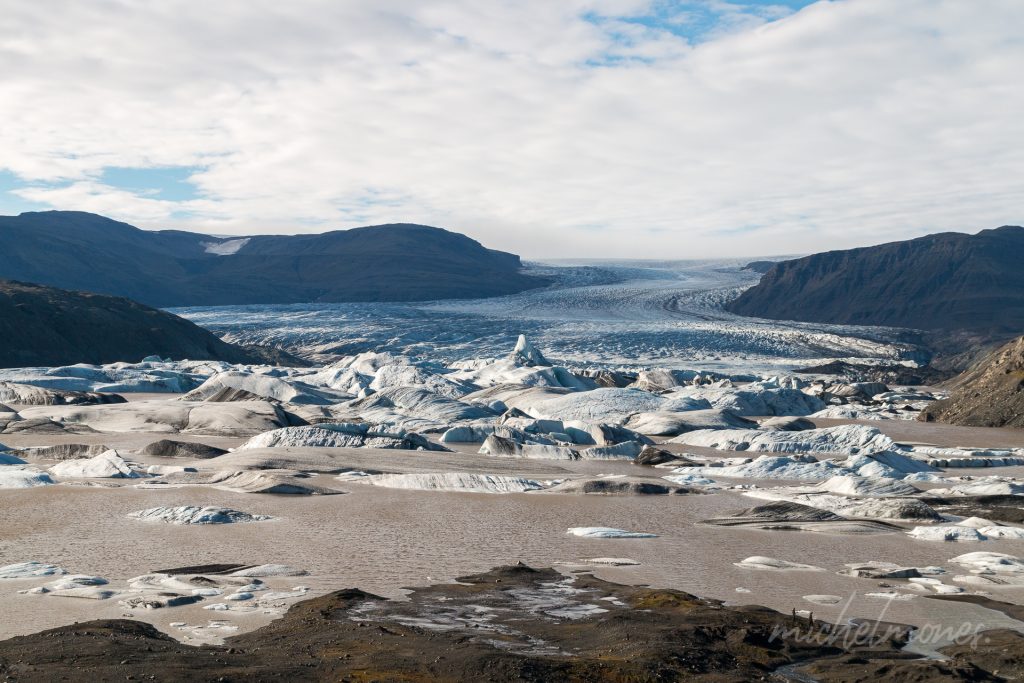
<box><xmin>0</xmin><ymin>167</ymin><xmax>201</xmax><ymax>216</ymax></box>
<box><xmin>591</xmin><ymin>0</ymin><xmax>817</xmax><ymax>41</ymax></box>
<box><xmin>0</xmin><ymin>1</ymin><xmax>817</xmax><ymax>224</ymax></box>
<box><xmin>98</xmin><ymin>167</ymin><xmax>202</xmax><ymax>202</ymax></box>
<box><xmin>1</xmin><ymin>0</ymin><xmax>1021</xmax><ymax>258</ymax></box>
<box><xmin>0</xmin><ymin>171</ymin><xmax>49</xmax><ymax>215</ymax></box>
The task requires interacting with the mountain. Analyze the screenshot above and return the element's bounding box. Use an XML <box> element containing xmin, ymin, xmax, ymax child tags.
<box><xmin>0</xmin><ymin>211</ymin><xmax>547</xmax><ymax>307</ymax></box>
<box><xmin>725</xmin><ymin>226</ymin><xmax>1024</xmax><ymax>332</ymax></box>
<box><xmin>919</xmin><ymin>336</ymin><xmax>1024</xmax><ymax>428</ymax></box>
<box><xmin>741</xmin><ymin>260</ymin><xmax>778</xmax><ymax>274</ymax></box>
<box><xmin>0</xmin><ymin>280</ymin><xmax>276</xmax><ymax>368</ymax></box>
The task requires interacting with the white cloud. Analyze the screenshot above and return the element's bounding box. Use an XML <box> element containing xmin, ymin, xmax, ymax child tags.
<box><xmin>0</xmin><ymin>0</ymin><xmax>1022</xmax><ymax>258</ymax></box>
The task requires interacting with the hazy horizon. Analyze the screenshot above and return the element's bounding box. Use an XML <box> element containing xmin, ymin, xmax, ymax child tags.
<box><xmin>6</xmin><ymin>207</ymin><xmax>1016</xmax><ymax>261</ymax></box>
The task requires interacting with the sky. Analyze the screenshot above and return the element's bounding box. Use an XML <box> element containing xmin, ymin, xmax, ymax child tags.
<box><xmin>0</xmin><ymin>0</ymin><xmax>1021</xmax><ymax>258</ymax></box>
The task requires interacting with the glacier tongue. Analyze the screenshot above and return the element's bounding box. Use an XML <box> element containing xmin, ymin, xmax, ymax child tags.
<box><xmin>171</xmin><ymin>260</ymin><xmax>919</xmax><ymax>371</ymax></box>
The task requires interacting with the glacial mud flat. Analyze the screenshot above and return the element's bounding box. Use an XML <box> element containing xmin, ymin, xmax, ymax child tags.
<box><xmin>5</xmin><ymin>423</ymin><xmax>1024</xmax><ymax>650</ymax></box>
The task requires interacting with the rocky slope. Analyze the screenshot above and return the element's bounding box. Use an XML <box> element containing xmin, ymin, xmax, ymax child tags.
<box><xmin>0</xmin><ymin>211</ymin><xmax>547</xmax><ymax>306</ymax></box>
<box><xmin>726</xmin><ymin>225</ymin><xmax>1024</xmax><ymax>332</ymax></box>
<box><xmin>0</xmin><ymin>280</ymin><xmax>271</xmax><ymax>367</ymax></box>
<box><xmin>920</xmin><ymin>335</ymin><xmax>1024</xmax><ymax>427</ymax></box>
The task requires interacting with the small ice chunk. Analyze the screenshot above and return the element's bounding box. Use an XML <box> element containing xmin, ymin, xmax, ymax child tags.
<box><xmin>128</xmin><ymin>506</ymin><xmax>273</xmax><ymax>525</ymax></box>
<box><xmin>0</xmin><ymin>562</ymin><xmax>65</xmax><ymax>579</ymax></box>
<box><xmin>224</xmin><ymin>592</ymin><xmax>254</xmax><ymax>601</ymax></box>
<box><xmin>864</xmin><ymin>592</ymin><xmax>916</xmax><ymax>601</ymax></box>
<box><xmin>0</xmin><ymin>470</ymin><xmax>54</xmax><ymax>489</ymax></box>
<box><xmin>44</xmin><ymin>575</ymin><xmax>108</xmax><ymax>590</ymax></box>
<box><xmin>567</xmin><ymin>527</ymin><xmax>657</xmax><ymax>539</ymax></box>
<box><xmin>734</xmin><ymin>556</ymin><xmax>824</xmax><ymax>571</ymax></box>
<box><xmin>661</xmin><ymin>474</ymin><xmax>717</xmax><ymax>487</ymax></box>
<box><xmin>578</xmin><ymin>558</ymin><xmax>640</xmax><ymax>566</ymax></box>
<box><xmin>229</xmin><ymin>564</ymin><xmax>307</xmax><ymax>577</ymax></box>
<box><xmin>50</xmin><ymin>450</ymin><xmax>141</xmax><ymax>479</ymax></box>
<box><xmin>803</xmin><ymin>595</ymin><xmax>843</xmax><ymax>605</ymax></box>
<box><xmin>907</xmin><ymin>526</ymin><xmax>985</xmax><ymax>542</ymax></box>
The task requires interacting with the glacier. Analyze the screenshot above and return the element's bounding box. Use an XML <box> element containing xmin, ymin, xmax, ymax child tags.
<box><xmin>171</xmin><ymin>260</ymin><xmax>921</xmax><ymax>372</ymax></box>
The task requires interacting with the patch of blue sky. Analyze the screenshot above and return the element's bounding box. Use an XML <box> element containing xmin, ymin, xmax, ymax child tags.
<box><xmin>0</xmin><ymin>170</ymin><xmax>52</xmax><ymax>216</ymax></box>
<box><xmin>585</xmin><ymin>0</ymin><xmax>817</xmax><ymax>46</ymax></box>
<box><xmin>98</xmin><ymin>165</ymin><xmax>202</xmax><ymax>201</ymax></box>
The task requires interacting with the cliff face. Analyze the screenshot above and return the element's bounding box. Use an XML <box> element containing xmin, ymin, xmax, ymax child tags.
<box><xmin>0</xmin><ymin>211</ymin><xmax>548</xmax><ymax>307</ymax></box>
<box><xmin>920</xmin><ymin>335</ymin><xmax>1024</xmax><ymax>428</ymax></box>
<box><xmin>726</xmin><ymin>226</ymin><xmax>1024</xmax><ymax>332</ymax></box>
<box><xmin>0</xmin><ymin>280</ymin><xmax>267</xmax><ymax>368</ymax></box>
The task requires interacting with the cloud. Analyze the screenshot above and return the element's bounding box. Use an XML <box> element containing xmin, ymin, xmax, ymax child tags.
<box><xmin>0</xmin><ymin>0</ymin><xmax>1021</xmax><ymax>258</ymax></box>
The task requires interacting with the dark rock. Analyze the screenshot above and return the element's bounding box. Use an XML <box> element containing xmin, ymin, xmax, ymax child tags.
<box><xmin>719</xmin><ymin>501</ymin><xmax>848</xmax><ymax>524</ymax></box>
<box><xmin>119</xmin><ymin>594</ymin><xmax>205</xmax><ymax>610</ymax></box>
<box><xmin>795</xmin><ymin>360</ymin><xmax>955</xmax><ymax>385</ymax></box>
<box><xmin>701</xmin><ymin>501</ymin><xmax>903</xmax><ymax>534</ymax></box>
<box><xmin>632</xmin><ymin>445</ymin><xmax>687</xmax><ymax>466</ymax></box>
<box><xmin>549</xmin><ymin>478</ymin><xmax>693</xmax><ymax>495</ymax></box>
<box><xmin>758</xmin><ymin>416</ymin><xmax>816</xmax><ymax>431</ymax></box>
<box><xmin>151</xmin><ymin>564</ymin><xmax>251</xmax><ymax>575</ymax></box>
<box><xmin>1</xmin><ymin>417</ymin><xmax>68</xmax><ymax>434</ymax></box>
<box><xmin>139</xmin><ymin>440</ymin><xmax>228</xmax><ymax>459</ymax></box>
<box><xmin>920</xmin><ymin>495</ymin><xmax>1024</xmax><ymax>525</ymax></box>
<box><xmin>580</xmin><ymin>369</ymin><xmax>637</xmax><ymax>388</ymax></box>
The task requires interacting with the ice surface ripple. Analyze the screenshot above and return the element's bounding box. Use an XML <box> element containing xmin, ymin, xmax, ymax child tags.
<box><xmin>172</xmin><ymin>260</ymin><xmax>920</xmax><ymax>372</ymax></box>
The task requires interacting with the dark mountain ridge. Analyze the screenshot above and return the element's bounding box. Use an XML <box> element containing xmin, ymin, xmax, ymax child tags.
<box><xmin>726</xmin><ymin>226</ymin><xmax>1024</xmax><ymax>333</ymax></box>
<box><xmin>0</xmin><ymin>211</ymin><xmax>547</xmax><ymax>307</ymax></box>
<box><xmin>0</xmin><ymin>279</ymin><xmax>278</xmax><ymax>368</ymax></box>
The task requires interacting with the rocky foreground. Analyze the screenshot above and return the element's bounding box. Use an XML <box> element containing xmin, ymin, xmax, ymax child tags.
<box><xmin>2</xmin><ymin>564</ymin><xmax>1020</xmax><ymax>682</ymax></box>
